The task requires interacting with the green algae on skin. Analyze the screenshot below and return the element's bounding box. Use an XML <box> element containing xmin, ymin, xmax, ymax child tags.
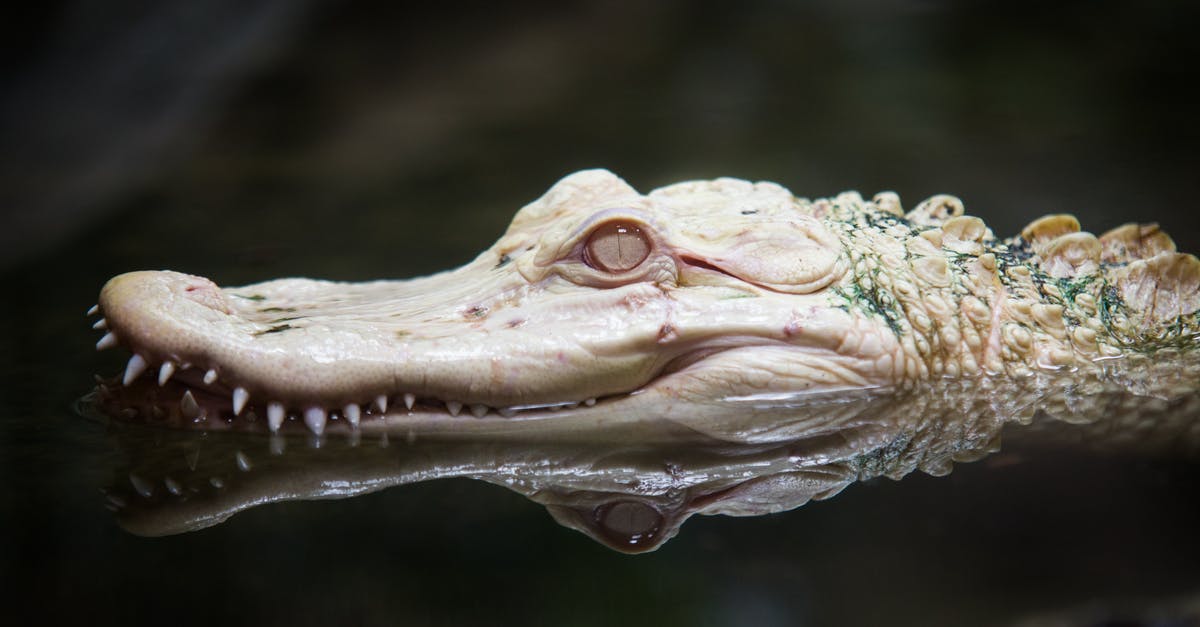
<box><xmin>253</xmin><ymin>324</ymin><xmax>296</xmax><ymax>337</ymax></box>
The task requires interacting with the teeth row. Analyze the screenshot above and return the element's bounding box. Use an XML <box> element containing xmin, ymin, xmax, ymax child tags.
<box><xmin>147</xmin><ymin>355</ymin><xmax>596</xmax><ymax>434</ymax></box>
<box><xmin>88</xmin><ymin>313</ymin><xmax>600</xmax><ymax>436</ymax></box>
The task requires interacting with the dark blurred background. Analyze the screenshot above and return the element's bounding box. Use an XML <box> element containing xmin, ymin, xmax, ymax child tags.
<box><xmin>4</xmin><ymin>0</ymin><xmax>1199</xmax><ymax>277</ymax></box>
<box><xmin>2</xmin><ymin>1</ymin><xmax>1199</xmax><ymax>625</ymax></box>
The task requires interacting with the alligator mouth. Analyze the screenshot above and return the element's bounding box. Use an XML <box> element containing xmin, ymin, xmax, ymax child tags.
<box><xmin>90</xmin><ymin>368</ymin><xmax>612</xmax><ymax>436</ymax></box>
<box><xmin>88</xmin><ymin>265</ymin><xmax>690</xmax><ymax>436</ymax></box>
<box><xmin>89</xmin><ymin>303</ymin><xmax>619</xmax><ymax>435</ymax></box>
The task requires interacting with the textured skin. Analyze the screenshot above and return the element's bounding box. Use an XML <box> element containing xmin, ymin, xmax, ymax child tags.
<box><xmin>92</xmin><ymin>169</ymin><xmax>1200</xmax><ymax>436</ymax></box>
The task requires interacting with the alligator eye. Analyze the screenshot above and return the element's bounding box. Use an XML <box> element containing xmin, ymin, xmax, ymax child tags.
<box><xmin>583</xmin><ymin>221</ymin><xmax>651</xmax><ymax>273</ymax></box>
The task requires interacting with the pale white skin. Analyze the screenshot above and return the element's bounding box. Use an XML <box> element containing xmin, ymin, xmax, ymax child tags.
<box><xmin>94</xmin><ymin>169</ymin><xmax>1200</xmax><ymax>437</ymax></box>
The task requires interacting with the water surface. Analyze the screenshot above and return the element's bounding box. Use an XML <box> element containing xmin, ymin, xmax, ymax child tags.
<box><xmin>4</xmin><ymin>2</ymin><xmax>1200</xmax><ymax>625</ymax></box>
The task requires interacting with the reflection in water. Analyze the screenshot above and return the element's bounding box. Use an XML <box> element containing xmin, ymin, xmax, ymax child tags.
<box><xmin>83</xmin><ymin>357</ymin><xmax>1200</xmax><ymax>553</ymax></box>
<box><xmin>89</xmin><ymin>408</ymin><xmax>874</xmax><ymax>553</ymax></box>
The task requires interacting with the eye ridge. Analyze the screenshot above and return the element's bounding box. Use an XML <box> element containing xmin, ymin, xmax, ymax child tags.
<box><xmin>583</xmin><ymin>220</ymin><xmax>652</xmax><ymax>273</ymax></box>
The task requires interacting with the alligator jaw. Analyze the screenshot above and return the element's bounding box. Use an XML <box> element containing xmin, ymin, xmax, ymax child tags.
<box><xmin>91</xmin><ymin>261</ymin><xmax>886</xmax><ymax>436</ymax></box>
<box><xmin>91</xmin><ymin>265</ymin><xmax>671</xmax><ymax>431</ymax></box>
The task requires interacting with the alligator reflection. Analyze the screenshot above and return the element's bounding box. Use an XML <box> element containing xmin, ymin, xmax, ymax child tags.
<box><xmin>84</xmin><ymin>374</ymin><xmax>1200</xmax><ymax>554</ymax></box>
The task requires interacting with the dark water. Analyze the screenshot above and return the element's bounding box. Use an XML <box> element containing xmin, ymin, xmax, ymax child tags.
<box><xmin>4</xmin><ymin>1</ymin><xmax>1200</xmax><ymax>625</ymax></box>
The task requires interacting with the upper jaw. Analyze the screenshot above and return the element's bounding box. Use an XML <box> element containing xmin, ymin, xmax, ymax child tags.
<box><xmin>93</xmin><ymin>269</ymin><xmax>681</xmax><ymax>426</ymax></box>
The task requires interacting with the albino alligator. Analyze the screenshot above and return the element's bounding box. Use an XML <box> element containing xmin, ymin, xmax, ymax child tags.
<box><xmin>89</xmin><ymin>169</ymin><xmax>1199</xmax><ymax>439</ymax></box>
<box><xmin>86</xmin><ymin>169</ymin><xmax>1200</xmax><ymax>551</ymax></box>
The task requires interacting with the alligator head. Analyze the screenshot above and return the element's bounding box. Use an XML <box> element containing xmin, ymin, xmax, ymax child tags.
<box><xmin>90</xmin><ymin>169</ymin><xmax>1200</xmax><ymax>437</ymax></box>
<box><xmin>92</xmin><ymin>169</ymin><xmax>908</xmax><ymax>436</ymax></box>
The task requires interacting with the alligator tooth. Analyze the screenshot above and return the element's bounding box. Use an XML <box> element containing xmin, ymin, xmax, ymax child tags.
<box><xmin>343</xmin><ymin>404</ymin><xmax>361</xmax><ymax>427</ymax></box>
<box><xmin>96</xmin><ymin>332</ymin><xmax>118</xmax><ymax>351</ymax></box>
<box><xmin>498</xmin><ymin>407</ymin><xmax>517</xmax><ymax>417</ymax></box>
<box><xmin>267</xmin><ymin>402</ymin><xmax>285</xmax><ymax>432</ymax></box>
<box><xmin>203</xmin><ymin>369</ymin><xmax>218</xmax><ymax>385</ymax></box>
<box><xmin>123</xmin><ymin>354</ymin><xmax>148</xmax><ymax>385</ymax></box>
<box><xmin>87</xmin><ymin>304</ymin><xmax>100</xmax><ymax>316</ymax></box>
<box><xmin>232</xmin><ymin>387</ymin><xmax>249</xmax><ymax>416</ymax></box>
<box><xmin>92</xmin><ymin>318</ymin><xmax>107</xmax><ymax>330</ymax></box>
<box><xmin>235</xmin><ymin>451</ymin><xmax>252</xmax><ymax>472</ymax></box>
<box><xmin>180</xmin><ymin>390</ymin><xmax>200</xmax><ymax>419</ymax></box>
<box><xmin>163</xmin><ymin>477</ymin><xmax>182</xmax><ymax>496</ymax></box>
<box><xmin>446</xmin><ymin>401</ymin><xmax>462</xmax><ymax>416</ymax></box>
<box><xmin>584</xmin><ymin>398</ymin><xmax>597</xmax><ymax>406</ymax></box>
<box><xmin>158</xmin><ymin>361</ymin><xmax>176</xmax><ymax>386</ymax></box>
<box><xmin>470</xmin><ymin>404</ymin><xmax>489</xmax><ymax>418</ymax></box>
<box><xmin>374</xmin><ymin>395</ymin><xmax>388</xmax><ymax>413</ymax></box>
<box><xmin>210</xmin><ymin>477</ymin><xmax>225</xmax><ymax>489</ymax></box>
<box><xmin>403</xmin><ymin>393</ymin><xmax>416</xmax><ymax>410</ymax></box>
<box><xmin>304</xmin><ymin>407</ymin><xmax>327</xmax><ymax>435</ymax></box>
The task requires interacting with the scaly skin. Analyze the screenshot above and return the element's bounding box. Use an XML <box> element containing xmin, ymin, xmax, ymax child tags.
<box><xmin>90</xmin><ymin>169</ymin><xmax>1200</xmax><ymax>437</ymax></box>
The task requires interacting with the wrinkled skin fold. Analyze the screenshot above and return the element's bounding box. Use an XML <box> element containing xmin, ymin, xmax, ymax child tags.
<box><xmin>86</xmin><ymin>169</ymin><xmax>1200</xmax><ymax>550</ymax></box>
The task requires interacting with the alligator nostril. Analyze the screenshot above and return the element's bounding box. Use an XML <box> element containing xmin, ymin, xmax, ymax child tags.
<box><xmin>180</xmin><ymin>279</ymin><xmax>230</xmax><ymax>314</ymax></box>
